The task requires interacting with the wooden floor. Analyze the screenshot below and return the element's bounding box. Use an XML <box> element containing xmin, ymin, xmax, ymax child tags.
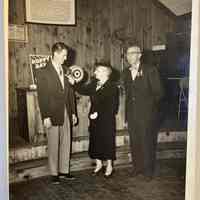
<box><xmin>10</xmin><ymin>159</ymin><xmax>186</xmax><ymax>200</ymax></box>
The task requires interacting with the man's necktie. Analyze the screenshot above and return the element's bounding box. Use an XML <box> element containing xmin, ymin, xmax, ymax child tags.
<box><xmin>130</xmin><ymin>68</ymin><xmax>138</xmax><ymax>81</ymax></box>
<box><xmin>59</xmin><ymin>67</ymin><xmax>63</xmax><ymax>76</ymax></box>
<box><xmin>58</xmin><ymin>67</ymin><xmax>64</xmax><ymax>88</ymax></box>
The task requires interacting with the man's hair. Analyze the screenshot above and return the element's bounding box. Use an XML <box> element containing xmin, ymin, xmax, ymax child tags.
<box><xmin>52</xmin><ymin>42</ymin><xmax>69</xmax><ymax>57</ymax></box>
<box><xmin>95</xmin><ymin>61</ymin><xmax>113</xmax><ymax>77</ymax></box>
<box><xmin>123</xmin><ymin>40</ymin><xmax>142</xmax><ymax>53</ymax></box>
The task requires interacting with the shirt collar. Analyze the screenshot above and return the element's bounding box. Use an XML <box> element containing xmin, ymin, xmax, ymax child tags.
<box><xmin>129</xmin><ymin>62</ymin><xmax>140</xmax><ymax>71</ymax></box>
<box><xmin>52</xmin><ymin>59</ymin><xmax>62</xmax><ymax>71</ymax></box>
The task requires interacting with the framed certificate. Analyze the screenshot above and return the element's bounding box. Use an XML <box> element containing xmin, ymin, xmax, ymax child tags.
<box><xmin>25</xmin><ymin>0</ymin><xmax>76</xmax><ymax>25</ymax></box>
<box><xmin>8</xmin><ymin>24</ymin><xmax>28</xmax><ymax>42</ymax></box>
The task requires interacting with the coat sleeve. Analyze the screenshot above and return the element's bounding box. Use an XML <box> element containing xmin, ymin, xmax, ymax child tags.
<box><xmin>148</xmin><ymin>67</ymin><xmax>164</xmax><ymax>103</ymax></box>
<box><xmin>36</xmin><ymin>70</ymin><xmax>51</xmax><ymax>120</ymax></box>
<box><xmin>73</xmin><ymin>79</ymin><xmax>96</xmax><ymax>96</ymax></box>
<box><xmin>65</xmin><ymin>79</ymin><xmax>77</xmax><ymax>116</ymax></box>
<box><xmin>121</xmin><ymin>70</ymin><xmax>129</xmax><ymax>123</ymax></box>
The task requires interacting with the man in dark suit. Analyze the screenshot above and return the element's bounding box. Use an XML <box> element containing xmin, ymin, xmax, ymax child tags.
<box><xmin>122</xmin><ymin>45</ymin><xmax>164</xmax><ymax>180</ymax></box>
<box><xmin>36</xmin><ymin>42</ymin><xmax>77</xmax><ymax>184</ymax></box>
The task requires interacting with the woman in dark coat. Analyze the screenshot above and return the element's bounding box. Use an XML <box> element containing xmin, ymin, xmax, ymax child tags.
<box><xmin>75</xmin><ymin>63</ymin><xmax>119</xmax><ymax>177</ymax></box>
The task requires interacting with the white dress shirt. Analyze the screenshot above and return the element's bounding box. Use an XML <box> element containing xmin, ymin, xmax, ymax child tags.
<box><xmin>129</xmin><ymin>62</ymin><xmax>140</xmax><ymax>81</ymax></box>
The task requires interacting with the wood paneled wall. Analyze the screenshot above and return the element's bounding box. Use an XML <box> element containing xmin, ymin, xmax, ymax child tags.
<box><xmin>9</xmin><ymin>0</ymin><xmax>177</xmax><ymax>137</ymax></box>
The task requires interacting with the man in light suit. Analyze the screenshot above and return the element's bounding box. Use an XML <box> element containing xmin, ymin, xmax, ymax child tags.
<box><xmin>122</xmin><ymin>45</ymin><xmax>164</xmax><ymax>181</ymax></box>
<box><xmin>36</xmin><ymin>42</ymin><xmax>77</xmax><ymax>184</ymax></box>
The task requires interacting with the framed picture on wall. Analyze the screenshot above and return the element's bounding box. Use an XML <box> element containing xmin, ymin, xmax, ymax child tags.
<box><xmin>25</xmin><ymin>0</ymin><xmax>76</xmax><ymax>25</ymax></box>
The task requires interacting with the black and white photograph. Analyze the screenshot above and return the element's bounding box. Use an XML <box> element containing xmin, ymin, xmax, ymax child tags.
<box><xmin>1</xmin><ymin>0</ymin><xmax>200</xmax><ymax>199</ymax></box>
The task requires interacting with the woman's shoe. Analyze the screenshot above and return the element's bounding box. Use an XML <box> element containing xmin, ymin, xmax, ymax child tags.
<box><xmin>104</xmin><ymin>169</ymin><xmax>114</xmax><ymax>178</ymax></box>
<box><xmin>92</xmin><ymin>166</ymin><xmax>104</xmax><ymax>176</ymax></box>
